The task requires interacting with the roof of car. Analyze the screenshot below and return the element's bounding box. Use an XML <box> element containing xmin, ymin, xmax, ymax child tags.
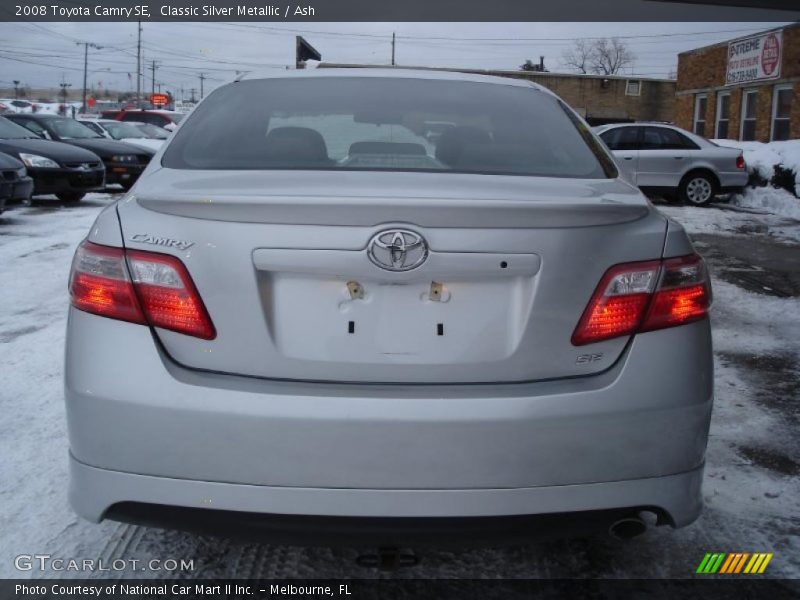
<box><xmin>12</xmin><ymin>113</ymin><xmax>61</xmax><ymax>119</ymax></box>
<box><xmin>600</xmin><ymin>122</ymin><xmax>679</xmax><ymax>128</ymax></box>
<box><xmin>236</xmin><ymin>67</ymin><xmax>548</xmax><ymax>92</ymax></box>
<box><xmin>118</xmin><ymin>109</ymin><xmax>182</xmax><ymax>115</ymax></box>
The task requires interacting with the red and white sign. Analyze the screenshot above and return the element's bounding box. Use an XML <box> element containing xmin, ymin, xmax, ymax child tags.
<box><xmin>726</xmin><ymin>30</ymin><xmax>782</xmax><ymax>86</ymax></box>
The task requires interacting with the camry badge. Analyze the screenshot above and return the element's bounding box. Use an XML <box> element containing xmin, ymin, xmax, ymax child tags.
<box><xmin>367</xmin><ymin>229</ymin><xmax>428</xmax><ymax>272</ymax></box>
<box><xmin>130</xmin><ymin>233</ymin><xmax>194</xmax><ymax>251</ymax></box>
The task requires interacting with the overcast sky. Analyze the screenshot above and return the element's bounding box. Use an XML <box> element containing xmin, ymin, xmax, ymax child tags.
<box><xmin>0</xmin><ymin>21</ymin><xmax>792</xmax><ymax>100</ymax></box>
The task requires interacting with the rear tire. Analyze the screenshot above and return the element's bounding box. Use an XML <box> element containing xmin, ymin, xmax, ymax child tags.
<box><xmin>679</xmin><ymin>172</ymin><xmax>717</xmax><ymax>207</ymax></box>
<box><xmin>56</xmin><ymin>192</ymin><xmax>85</xmax><ymax>203</ymax></box>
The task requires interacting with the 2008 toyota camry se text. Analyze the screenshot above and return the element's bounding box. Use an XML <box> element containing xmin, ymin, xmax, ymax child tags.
<box><xmin>64</xmin><ymin>69</ymin><xmax>713</xmax><ymax>546</ymax></box>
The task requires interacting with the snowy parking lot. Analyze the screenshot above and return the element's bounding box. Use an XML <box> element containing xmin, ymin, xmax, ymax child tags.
<box><xmin>1</xmin><ymin>190</ymin><xmax>799</xmax><ymax>579</ymax></box>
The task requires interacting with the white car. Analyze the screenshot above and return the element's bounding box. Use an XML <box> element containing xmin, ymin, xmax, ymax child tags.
<box><xmin>130</xmin><ymin>121</ymin><xmax>171</xmax><ymax>140</ymax></box>
<box><xmin>77</xmin><ymin>118</ymin><xmax>164</xmax><ymax>152</ymax></box>
<box><xmin>0</xmin><ymin>99</ymin><xmax>37</xmax><ymax>114</ymax></box>
<box><xmin>595</xmin><ymin>123</ymin><xmax>748</xmax><ymax>206</ymax></box>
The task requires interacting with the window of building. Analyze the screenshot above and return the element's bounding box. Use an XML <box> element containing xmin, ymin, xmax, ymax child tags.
<box><xmin>625</xmin><ymin>80</ymin><xmax>642</xmax><ymax>96</ymax></box>
<box><xmin>715</xmin><ymin>92</ymin><xmax>731</xmax><ymax>139</ymax></box>
<box><xmin>771</xmin><ymin>85</ymin><xmax>793</xmax><ymax>141</ymax></box>
<box><xmin>694</xmin><ymin>94</ymin><xmax>707</xmax><ymax>137</ymax></box>
<box><xmin>740</xmin><ymin>90</ymin><xmax>758</xmax><ymax>141</ymax></box>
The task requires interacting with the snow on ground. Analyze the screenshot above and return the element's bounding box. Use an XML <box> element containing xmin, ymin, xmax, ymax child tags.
<box><xmin>729</xmin><ymin>187</ymin><xmax>800</xmax><ymax>221</ymax></box>
<box><xmin>659</xmin><ymin>188</ymin><xmax>800</xmax><ymax>243</ymax></box>
<box><xmin>712</xmin><ymin>139</ymin><xmax>800</xmax><ymax>194</ymax></box>
<box><xmin>0</xmin><ymin>194</ymin><xmax>798</xmax><ymax>579</ymax></box>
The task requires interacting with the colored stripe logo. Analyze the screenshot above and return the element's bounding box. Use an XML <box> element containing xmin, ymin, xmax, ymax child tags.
<box><xmin>696</xmin><ymin>553</ymin><xmax>773</xmax><ymax>574</ymax></box>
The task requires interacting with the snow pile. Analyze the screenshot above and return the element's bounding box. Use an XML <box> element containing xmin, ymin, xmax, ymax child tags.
<box><xmin>711</xmin><ymin>139</ymin><xmax>781</xmax><ymax>181</ymax></box>
<box><xmin>729</xmin><ymin>186</ymin><xmax>800</xmax><ymax>220</ymax></box>
<box><xmin>712</xmin><ymin>139</ymin><xmax>800</xmax><ymax>194</ymax></box>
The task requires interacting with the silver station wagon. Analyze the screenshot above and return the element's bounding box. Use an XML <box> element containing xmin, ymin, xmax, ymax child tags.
<box><xmin>65</xmin><ymin>70</ymin><xmax>713</xmax><ymax>546</ymax></box>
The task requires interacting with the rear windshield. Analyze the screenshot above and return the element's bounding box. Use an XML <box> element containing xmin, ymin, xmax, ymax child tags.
<box><xmin>163</xmin><ymin>77</ymin><xmax>615</xmax><ymax>178</ymax></box>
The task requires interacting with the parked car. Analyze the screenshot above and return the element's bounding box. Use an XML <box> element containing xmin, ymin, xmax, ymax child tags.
<box><xmin>594</xmin><ymin>122</ymin><xmax>747</xmax><ymax>206</ymax></box>
<box><xmin>0</xmin><ymin>99</ymin><xmax>37</xmax><ymax>114</ymax></box>
<box><xmin>130</xmin><ymin>121</ymin><xmax>171</xmax><ymax>140</ymax></box>
<box><xmin>0</xmin><ymin>152</ymin><xmax>34</xmax><ymax>213</ymax></box>
<box><xmin>5</xmin><ymin>114</ymin><xmax>153</xmax><ymax>191</ymax></box>
<box><xmin>77</xmin><ymin>118</ymin><xmax>164</xmax><ymax>152</ymax></box>
<box><xmin>66</xmin><ymin>70</ymin><xmax>713</xmax><ymax>545</ymax></box>
<box><xmin>0</xmin><ymin>116</ymin><xmax>104</xmax><ymax>202</ymax></box>
<box><xmin>102</xmin><ymin>108</ymin><xmax>185</xmax><ymax>131</ymax></box>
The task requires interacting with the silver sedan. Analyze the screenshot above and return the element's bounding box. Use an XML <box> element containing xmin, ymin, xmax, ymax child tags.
<box><xmin>595</xmin><ymin>122</ymin><xmax>748</xmax><ymax>206</ymax></box>
<box><xmin>64</xmin><ymin>70</ymin><xmax>714</xmax><ymax>546</ymax></box>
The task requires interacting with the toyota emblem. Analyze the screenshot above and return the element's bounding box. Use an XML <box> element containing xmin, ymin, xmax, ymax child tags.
<box><xmin>367</xmin><ymin>229</ymin><xmax>428</xmax><ymax>272</ymax></box>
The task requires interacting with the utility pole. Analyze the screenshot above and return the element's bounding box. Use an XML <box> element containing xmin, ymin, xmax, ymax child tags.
<box><xmin>198</xmin><ymin>73</ymin><xmax>206</xmax><ymax>99</ymax></box>
<box><xmin>136</xmin><ymin>21</ymin><xmax>142</xmax><ymax>108</ymax></box>
<box><xmin>391</xmin><ymin>32</ymin><xmax>396</xmax><ymax>66</ymax></box>
<box><xmin>77</xmin><ymin>41</ymin><xmax>102</xmax><ymax>114</ymax></box>
<box><xmin>148</xmin><ymin>59</ymin><xmax>160</xmax><ymax>100</ymax></box>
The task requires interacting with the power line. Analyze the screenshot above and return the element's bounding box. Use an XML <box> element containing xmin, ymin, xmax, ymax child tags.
<box><xmin>212</xmin><ymin>22</ymin><xmax>773</xmax><ymax>43</ymax></box>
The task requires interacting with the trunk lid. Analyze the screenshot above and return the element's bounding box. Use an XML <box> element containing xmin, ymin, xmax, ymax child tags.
<box><xmin>118</xmin><ymin>168</ymin><xmax>667</xmax><ymax>383</ymax></box>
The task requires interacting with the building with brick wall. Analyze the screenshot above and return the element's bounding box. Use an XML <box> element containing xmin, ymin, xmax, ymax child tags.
<box><xmin>675</xmin><ymin>23</ymin><xmax>800</xmax><ymax>141</ymax></box>
<box><xmin>319</xmin><ymin>64</ymin><xmax>676</xmax><ymax>126</ymax></box>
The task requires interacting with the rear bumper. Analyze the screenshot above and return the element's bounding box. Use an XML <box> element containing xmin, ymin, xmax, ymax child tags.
<box><xmin>71</xmin><ymin>456</ymin><xmax>704</xmax><ymax>544</ymax></box>
<box><xmin>65</xmin><ymin>308</ymin><xmax>713</xmax><ymax>530</ymax></box>
<box><xmin>718</xmin><ymin>170</ymin><xmax>748</xmax><ymax>190</ymax></box>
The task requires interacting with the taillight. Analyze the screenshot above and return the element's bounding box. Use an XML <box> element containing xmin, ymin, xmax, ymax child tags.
<box><xmin>572</xmin><ymin>254</ymin><xmax>710</xmax><ymax>346</ymax></box>
<box><xmin>69</xmin><ymin>242</ymin><xmax>145</xmax><ymax>324</ymax></box>
<box><xmin>736</xmin><ymin>154</ymin><xmax>746</xmax><ymax>170</ymax></box>
<box><xmin>69</xmin><ymin>241</ymin><xmax>216</xmax><ymax>340</ymax></box>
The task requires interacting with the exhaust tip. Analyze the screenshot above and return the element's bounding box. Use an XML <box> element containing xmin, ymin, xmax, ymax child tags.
<box><xmin>609</xmin><ymin>516</ymin><xmax>647</xmax><ymax>540</ymax></box>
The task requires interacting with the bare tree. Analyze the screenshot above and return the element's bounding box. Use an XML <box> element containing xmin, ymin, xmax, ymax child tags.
<box><xmin>562</xmin><ymin>39</ymin><xmax>593</xmax><ymax>74</ymax></box>
<box><xmin>592</xmin><ymin>37</ymin><xmax>636</xmax><ymax>75</ymax></box>
<box><xmin>562</xmin><ymin>37</ymin><xmax>636</xmax><ymax>75</ymax></box>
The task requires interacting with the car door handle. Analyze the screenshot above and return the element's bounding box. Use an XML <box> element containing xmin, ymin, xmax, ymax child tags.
<box><xmin>673</xmin><ymin>156</ymin><xmax>685</xmax><ymax>159</ymax></box>
<box><xmin>622</xmin><ymin>156</ymin><xmax>634</xmax><ymax>160</ymax></box>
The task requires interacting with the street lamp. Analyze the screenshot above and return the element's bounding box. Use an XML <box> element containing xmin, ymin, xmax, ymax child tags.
<box><xmin>13</xmin><ymin>80</ymin><xmax>20</xmax><ymax>99</ymax></box>
<box><xmin>59</xmin><ymin>82</ymin><xmax>72</xmax><ymax>104</ymax></box>
<box><xmin>77</xmin><ymin>41</ymin><xmax>103</xmax><ymax>114</ymax></box>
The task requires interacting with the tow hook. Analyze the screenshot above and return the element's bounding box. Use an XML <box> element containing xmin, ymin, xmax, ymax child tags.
<box><xmin>355</xmin><ymin>547</ymin><xmax>419</xmax><ymax>571</ymax></box>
